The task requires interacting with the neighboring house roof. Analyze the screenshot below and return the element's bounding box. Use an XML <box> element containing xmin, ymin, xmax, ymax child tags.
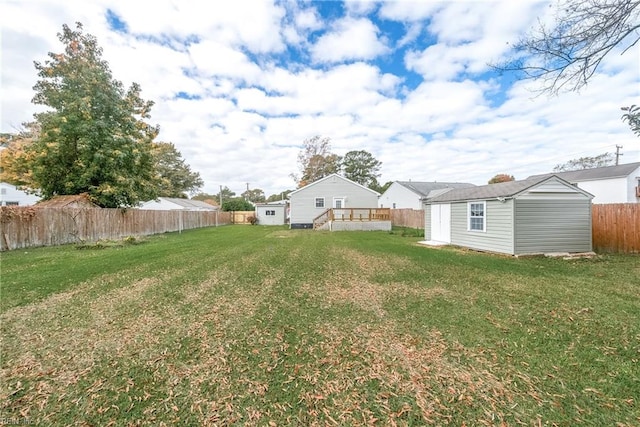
<box><xmin>35</xmin><ymin>193</ymin><xmax>99</xmax><ymax>208</ymax></box>
<box><xmin>288</xmin><ymin>174</ymin><xmax>380</xmax><ymax>196</ymax></box>
<box><xmin>149</xmin><ymin>197</ymin><xmax>218</xmax><ymax>210</ymax></box>
<box><xmin>425</xmin><ymin>175</ymin><xmax>593</xmax><ymax>203</ymax></box>
<box><xmin>393</xmin><ymin>181</ymin><xmax>476</xmax><ymax>198</ymax></box>
<box><xmin>527</xmin><ymin>162</ymin><xmax>640</xmax><ymax>182</ymax></box>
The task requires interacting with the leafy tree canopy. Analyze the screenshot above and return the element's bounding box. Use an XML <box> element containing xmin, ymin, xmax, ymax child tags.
<box><xmin>553</xmin><ymin>153</ymin><xmax>614</xmax><ymax>172</ymax></box>
<box><xmin>488</xmin><ymin>174</ymin><xmax>515</xmax><ymax>184</ymax></box>
<box><xmin>292</xmin><ymin>136</ymin><xmax>341</xmax><ymax>188</ymax></box>
<box><xmin>152</xmin><ymin>142</ymin><xmax>203</xmax><ymax>198</ymax></box>
<box><xmin>0</xmin><ymin>123</ymin><xmax>40</xmax><ymax>189</ymax></box>
<box><xmin>621</xmin><ymin>104</ymin><xmax>640</xmax><ymax>137</ymax></box>
<box><xmin>241</xmin><ymin>188</ymin><xmax>265</xmax><ymax>203</ymax></box>
<box><xmin>28</xmin><ymin>22</ymin><xmax>160</xmax><ymax>207</ymax></box>
<box><xmin>266</xmin><ymin>190</ymin><xmax>293</xmax><ymax>202</ymax></box>
<box><xmin>341</xmin><ymin>150</ymin><xmax>382</xmax><ymax>189</ymax></box>
<box><xmin>221</xmin><ymin>197</ymin><xmax>254</xmax><ymax>212</ymax></box>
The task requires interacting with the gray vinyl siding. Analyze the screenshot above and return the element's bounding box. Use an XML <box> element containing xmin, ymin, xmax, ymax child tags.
<box><xmin>514</xmin><ymin>199</ymin><xmax>592</xmax><ymax>254</ymax></box>
<box><xmin>450</xmin><ymin>200</ymin><xmax>514</xmax><ymax>254</ymax></box>
<box><xmin>423</xmin><ymin>204</ymin><xmax>431</xmax><ymax>240</ymax></box>
<box><xmin>289</xmin><ymin>176</ymin><xmax>379</xmax><ymax>225</ymax></box>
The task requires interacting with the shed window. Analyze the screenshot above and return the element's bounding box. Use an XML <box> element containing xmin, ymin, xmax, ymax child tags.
<box><xmin>315</xmin><ymin>198</ymin><xmax>325</xmax><ymax>208</ymax></box>
<box><xmin>5</xmin><ymin>201</ymin><xmax>19</xmax><ymax>206</ymax></box>
<box><xmin>468</xmin><ymin>201</ymin><xmax>486</xmax><ymax>232</ymax></box>
<box><xmin>265</xmin><ymin>210</ymin><xmax>275</xmax><ymax>216</ymax></box>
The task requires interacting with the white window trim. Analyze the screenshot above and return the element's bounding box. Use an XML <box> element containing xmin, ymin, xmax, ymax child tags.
<box><xmin>315</xmin><ymin>197</ymin><xmax>325</xmax><ymax>208</ymax></box>
<box><xmin>467</xmin><ymin>201</ymin><xmax>486</xmax><ymax>232</ymax></box>
<box><xmin>333</xmin><ymin>197</ymin><xmax>345</xmax><ymax>209</ymax></box>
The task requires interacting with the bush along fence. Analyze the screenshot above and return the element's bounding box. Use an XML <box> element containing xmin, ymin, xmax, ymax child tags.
<box><xmin>592</xmin><ymin>203</ymin><xmax>639</xmax><ymax>253</ymax></box>
<box><xmin>0</xmin><ymin>207</ymin><xmax>232</xmax><ymax>251</ymax></box>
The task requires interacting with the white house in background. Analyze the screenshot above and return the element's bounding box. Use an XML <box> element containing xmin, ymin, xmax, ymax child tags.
<box><xmin>255</xmin><ymin>202</ymin><xmax>288</xmax><ymax>225</ymax></box>
<box><xmin>288</xmin><ymin>174</ymin><xmax>380</xmax><ymax>229</ymax></box>
<box><xmin>527</xmin><ymin>162</ymin><xmax>640</xmax><ymax>204</ymax></box>
<box><xmin>0</xmin><ymin>182</ymin><xmax>40</xmax><ymax>206</ymax></box>
<box><xmin>139</xmin><ymin>197</ymin><xmax>217</xmax><ymax>211</ymax></box>
<box><xmin>379</xmin><ymin>181</ymin><xmax>475</xmax><ymax>209</ymax></box>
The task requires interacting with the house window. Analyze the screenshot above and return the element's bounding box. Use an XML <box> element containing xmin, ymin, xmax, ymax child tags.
<box><xmin>5</xmin><ymin>201</ymin><xmax>19</xmax><ymax>206</ymax></box>
<box><xmin>0</xmin><ymin>188</ymin><xmax>6</xmax><ymax>195</ymax></box>
<box><xmin>265</xmin><ymin>210</ymin><xmax>275</xmax><ymax>216</ymax></box>
<box><xmin>392</xmin><ymin>203</ymin><xmax>396</xmax><ymax>209</ymax></box>
<box><xmin>315</xmin><ymin>197</ymin><xmax>325</xmax><ymax>208</ymax></box>
<box><xmin>468</xmin><ymin>201</ymin><xmax>486</xmax><ymax>232</ymax></box>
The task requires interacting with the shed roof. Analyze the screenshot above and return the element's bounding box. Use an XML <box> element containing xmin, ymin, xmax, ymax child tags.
<box><xmin>393</xmin><ymin>181</ymin><xmax>475</xmax><ymax>197</ymax></box>
<box><xmin>527</xmin><ymin>162</ymin><xmax>640</xmax><ymax>182</ymax></box>
<box><xmin>425</xmin><ymin>175</ymin><xmax>592</xmax><ymax>203</ymax></box>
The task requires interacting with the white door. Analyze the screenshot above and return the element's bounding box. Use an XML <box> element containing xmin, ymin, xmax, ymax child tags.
<box><xmin>430</xmin><ymin>204</ymin><xmax>451</xmax><ymax>243</ymax></box>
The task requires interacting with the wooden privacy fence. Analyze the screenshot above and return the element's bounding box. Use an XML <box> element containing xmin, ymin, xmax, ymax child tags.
<box><xmin>390</xmin><ymin>209</ymin><xmax>425</xmax><ymax>229</ymax></box>
<box><xmin>592</xmin><ymin>203</ymin><xmax>639</xmax><ymax>253</ymax></box>
<box><xmin>0</xmin><ymin>207</ymin><xmax>232</xmax><ymax>251</ymax></box>
<box><xmin>230</xmin><ymin>211</ymin><xmax>256</xmax><ymax>224</ymax></box>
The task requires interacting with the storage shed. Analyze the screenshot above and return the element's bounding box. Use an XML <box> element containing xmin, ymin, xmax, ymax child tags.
<box><xmin>255</xmin><ymin>202</ymin><xmax>287</xmax><ymax>225</ymax></box>
<box><xmin>422</xmin><ymin>175</ymin><xmax>594</xmax><ymax>255</ymax></box>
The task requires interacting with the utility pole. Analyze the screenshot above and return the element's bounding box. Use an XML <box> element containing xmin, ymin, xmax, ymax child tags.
<box><xmin>219</xmin><ymin>185</ymin><xmax>223</xmax><ymax>206</ymax></box>
<box><xmin>615</xmin><ymin>145</ymin><xmax>623</xmax><ymax>165</ymax></box>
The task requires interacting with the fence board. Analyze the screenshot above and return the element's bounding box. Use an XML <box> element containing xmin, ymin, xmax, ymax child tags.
<box><xmin>390</xmin><ymin>209</ymin><xmax>425</xmax><ymax>229</ymax></box>
<box><xmin>231</xmin><ymin>211</ymin><xmax>255</xmax><ymax>224</ymax></box>
<box><xmin>0</xmin><ymin>207</ymin><xmax>232</xmax><ymax>251</ymax></box>
<box><xmin>592</xmin><ymin>204</ymin><xmax>639</xmax><ymax>253</ymax></box>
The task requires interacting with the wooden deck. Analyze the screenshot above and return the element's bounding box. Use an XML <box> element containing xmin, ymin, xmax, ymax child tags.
<box><xmin>313</xmin><ymin>208</ymin><xmax>391</xmax><ymax>230</ymax></box>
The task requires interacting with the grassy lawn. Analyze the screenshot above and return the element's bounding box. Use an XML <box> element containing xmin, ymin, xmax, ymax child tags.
<box><xmin>1</xmin><ymin>225</ymin><xmax>638</xmax><ymax>426</ymax></box>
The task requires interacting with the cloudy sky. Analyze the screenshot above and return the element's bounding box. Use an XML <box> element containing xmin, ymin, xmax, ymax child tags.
<box><xmin>2</xmin><ymin>0</ymin><xmax>639</xmax><ymax>197</ymax></box>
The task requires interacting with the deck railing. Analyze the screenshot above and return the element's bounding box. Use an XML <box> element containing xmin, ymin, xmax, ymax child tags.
<box><xmin>313</xmin><ymin>208</ymin><xmax>390</xmax><ymax>229</ymax></box>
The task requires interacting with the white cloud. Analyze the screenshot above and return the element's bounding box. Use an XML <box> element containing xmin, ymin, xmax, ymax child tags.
<box><xmin>311</xmin><ymin>17</ymin><xmax>389</xmax><ymax>63</ymax></box>
<box><xmin>1</xmin><ymin>0</ymin><xmax>638</xmax><ymax>198</ymax></box>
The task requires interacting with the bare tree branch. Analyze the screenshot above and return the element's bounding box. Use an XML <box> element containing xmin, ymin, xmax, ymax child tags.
<box><xmin>494</xmin><ymin>0</ymin><xmax>640</xmax><ymax>95</ymax></box>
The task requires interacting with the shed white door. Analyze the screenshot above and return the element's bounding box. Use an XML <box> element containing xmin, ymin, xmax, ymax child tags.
<box><xmin>431</xmin><ymin>204</ymin><xmax>451</xmax><ymax>243</ymax></box>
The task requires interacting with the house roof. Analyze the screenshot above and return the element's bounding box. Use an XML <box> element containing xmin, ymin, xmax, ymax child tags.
<box><xmin>425</xmin><ymin>175</ymin><xmax>592</xmax><ymax>203</ymax></box>
<box><xmin>35</xmin><ymin>193</ymin><xmax>99</xmax><ymax>208</ymax></box>
<box><xmin>392</xmin><ymin>181</ymin><xmax>476</xmax><ymax>197</ymax></box>
<box><xmin>288</xmin><ymin>173</ymin><xmax>380</xmax><ymax>196</ymax></box>
<box><xmin>158</xmin><ymin>198</ymin><xmax>217</xmax><ymax>210</ymax></box>
<box><xmin>527</xmin><ymin>162</ymin><xmax>640</xmax><ymax>182</ymax></box>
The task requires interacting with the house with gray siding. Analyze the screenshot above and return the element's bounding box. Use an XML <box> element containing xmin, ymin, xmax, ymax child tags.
<box><xmin>289</xmin><ymin>174</ymin><xmax>380</xmax><ymax>229</ymax></box>
<box><xmin>422</xmin><ymin>175</ymin><xmax>594</xmax><ymax>255</ymax></box>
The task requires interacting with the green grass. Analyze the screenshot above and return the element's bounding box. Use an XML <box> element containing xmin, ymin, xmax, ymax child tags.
<box><xmin>1</xmin><ymin>225</ymin><xmax>639</xmax><ymax>425</ymax></box>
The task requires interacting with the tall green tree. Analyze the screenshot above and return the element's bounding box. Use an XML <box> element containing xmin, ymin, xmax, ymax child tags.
<box><xmin>553</xmin><ymin>153</ymin><xmax>614</xmax><ymax>172</ymax></box>
<box><xmin>340</xmin><ymin>150</ymin><xmax>382</xmax><ymax>189</ymax></box>
<box><xmin>621</xmin><ymin>104</ymin><xmax>640</xmax><ymax>137</ymax></box>
<box><xmin>221</xmin><ymin>197</ymin><xmax>254</xmax><ymax>212</ymax></box>
<box><xmin>152</xmin><ymin>142</ymin><xmax>203</xmax><ymax>197</ymax></box>
<box><xmin>266</xmin><ymin>190</ymin><xmax>292</xmax><ymax>202</ymax></box>
<box><xmin>241</xmin><ymin>188</ymin><xmax>265</xmax><ymax>203</ymax></box>
<box><xmin>28</xmin><ymin>22</ymin><xmax>159</xmax><ymax>207</ymax></box>
<box><xmin>292</xmin><ymin>136</ymin><xmax>341</xmax><ymax>187</ymax></box>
